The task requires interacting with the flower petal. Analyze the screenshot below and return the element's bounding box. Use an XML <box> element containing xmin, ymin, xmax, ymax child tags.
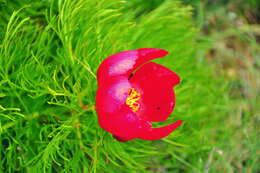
<box><xmin>96</xmin><ymin>76</ymin><xmax>151</xmax><ymax>137</ymax></box>
<box><xmin>130</xmin><ymin>62</ymin><xmax>180</xmax><ymax>86</ymax></box>
<box><xmin>112</xmin><ymin>135</ymin><xmax>136</xmax><ymax>142</ymax></box>
<box><xmin>137</xmin><ymin>120</ymin><xmax>182</xmax><ymax>140</ymax></box>
<box><xmin>98</xmin><ymin>107</ymin><xmax>145</xmax><ymax>137</ymax></box>
<box><xmin>97</xmin><ymin>48</ymin><xmax>168</xmax><ymax>86</ymax></box>
<box><xmin>96</xmin><ymin>76</ymin><xmax>131</xmax><ymax>113</ymax></box>
<box><xmin>130</xmin><ymin>62</ymin><xmax>180</xmax><ymax>122</ymax></box>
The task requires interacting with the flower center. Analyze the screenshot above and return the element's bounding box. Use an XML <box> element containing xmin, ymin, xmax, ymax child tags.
<box><xmin>125</xmin><ymin>88</ymin><xmax>141</xmax><ymax>112</ymax></box>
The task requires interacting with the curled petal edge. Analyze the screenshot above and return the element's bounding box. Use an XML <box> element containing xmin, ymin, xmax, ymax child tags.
<box><xmin>97</xmin><ymin>48</ymin><xmax>169</xmax><ymax>85</ymax></box>
<box><xmin>112</xmin><ymin>120</ymin><xmax>182</xmax><ymax>142</ymax></box>
<box><xmin>137</xmin><ymin>120</ymin><xmax>183</xmax><ymax>140</ymax></box>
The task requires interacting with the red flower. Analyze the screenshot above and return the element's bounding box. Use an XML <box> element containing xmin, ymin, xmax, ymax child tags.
<box><xmin>96</xmin><ymin>48</ymin><xmax>182</xmax><ymax>142</ymax></box>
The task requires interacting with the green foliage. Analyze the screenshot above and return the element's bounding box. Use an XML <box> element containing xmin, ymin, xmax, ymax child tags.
<box><xmin>1</xmin><ymin>0</ymin><xmax>258</xmax><ymax>172</ymax></box>
<box><xmin>183</xmin><ymin>0</ymin><xmax>260</xmax><ymax>172</ymax></box>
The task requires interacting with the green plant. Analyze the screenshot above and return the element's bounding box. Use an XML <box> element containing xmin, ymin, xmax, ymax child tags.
<box><xmin>0</xmin><ymin>0</ymin><xmax>238</xmax><ymax>172</ymax></box>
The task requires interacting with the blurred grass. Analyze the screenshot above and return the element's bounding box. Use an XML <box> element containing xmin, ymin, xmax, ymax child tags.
<box><xmin>0</xmin><ymin>0</ymin><xmax>259</xmax><ymax>172</ymax></box>
<box><xmin>186</xmin><ymin>0</ymin><xmax>260</xmax><ymax>172</ymax></box>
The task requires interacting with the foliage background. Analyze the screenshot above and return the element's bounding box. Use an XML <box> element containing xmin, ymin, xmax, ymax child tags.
<box><xmin>0</xmin><ymin>0</ymin><xmax>259</xmax><ymax>172</ymax></box>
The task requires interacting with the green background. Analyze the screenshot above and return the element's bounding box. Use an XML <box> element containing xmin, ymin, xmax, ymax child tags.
<box><xmin>0</xmin><ymin>0</ymin><xmax>259</xmax><ymax>172</ymax></box>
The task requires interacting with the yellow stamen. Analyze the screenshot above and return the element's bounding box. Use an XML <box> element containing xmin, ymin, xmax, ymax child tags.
<box><xmin>126</xmin><ymin>88</ymin><xmax>141</xmax><ymax>112</ymax></box>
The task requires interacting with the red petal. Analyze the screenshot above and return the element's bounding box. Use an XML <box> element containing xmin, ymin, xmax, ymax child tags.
<box><xmin>130</xmin><ymin>62</ymin><xmax>180</xmax><ymax>122</ymax></box>
<box><xmin>96</xmin><ymin>77</ymin><xmax>151</xmax><ymax>137</ymax></box>
<box><xmin>97</xmin><ymin>48</ymin><xmax>168</xmax><ymax>86</ymax></box>
<box><xmin>131</xmin><ymin>62</ymin><xmax>180</xmax><ymax>86</ymax></box>
<box><xmin>137</xmin><ymin>120</ymin><xmax>182</xmax><ymax>140</ymax></box>
<box><xmin>113</xmin><ymin>135</ymin><xmax>136</xmax><ymax>142</ymax></box>
<box><xmin>98</xmin><ymin>106</ymin><xmax>148</xmax><ymax>137</ymax></box>
<box><xmin>96</xmin><ymin>77</ymin><xmax>131</xmax><ymax>114</ymax></box>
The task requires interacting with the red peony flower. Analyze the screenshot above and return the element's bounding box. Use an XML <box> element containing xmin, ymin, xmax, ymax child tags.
<box><xmin>96</xmin><ymin>48</ymin><xmax>182</xmax><ymax>142</ymax></box>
